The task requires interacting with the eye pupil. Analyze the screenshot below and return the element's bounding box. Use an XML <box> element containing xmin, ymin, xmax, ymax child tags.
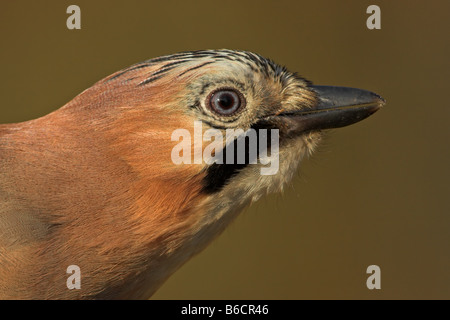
<box><xmin>208</xmin><ymin>88</ymin><xmax>245</xmax><ymax>116</ymax></box>
<box><xmin>216</xmin><ymin>93</ymin><xmax>234</xmax><ymax>109</ymax></box>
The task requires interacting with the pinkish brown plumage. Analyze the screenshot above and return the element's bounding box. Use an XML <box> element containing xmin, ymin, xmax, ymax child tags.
<box><xmin>0</xmin><ymin>50</ymin><xmax>384</xmax><ymax>299</ymax></box>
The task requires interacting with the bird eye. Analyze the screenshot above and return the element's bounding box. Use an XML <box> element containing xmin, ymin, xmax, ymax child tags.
<box><xmin>207</xmin><ymin>88</ymin><xmax>245</xmax><ymax>116</ymax></box>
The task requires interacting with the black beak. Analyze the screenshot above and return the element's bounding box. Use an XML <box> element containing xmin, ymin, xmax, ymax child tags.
<box><xmin>278</xmin><ymin>85</ymin><xmax>385</xmax><ymax>134</ymax></box>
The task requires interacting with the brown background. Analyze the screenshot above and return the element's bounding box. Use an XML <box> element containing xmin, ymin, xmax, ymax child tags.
<box><xmin>1</xmin><ymin>1</ymin><xmax>449</xmax><ymax>299</ymax></box>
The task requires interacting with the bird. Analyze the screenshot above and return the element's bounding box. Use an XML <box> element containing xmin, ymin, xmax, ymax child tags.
<box><xmin>0</xmin><ymin>49</ymin><xmax>384</xmax><ymax>299</ymax></box>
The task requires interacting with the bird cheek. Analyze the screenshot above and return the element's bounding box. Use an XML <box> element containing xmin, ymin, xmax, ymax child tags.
<box><xmin>170</xmin><ymin>120</ymin><xmax>220</xmax><ymax>168</ymax></box>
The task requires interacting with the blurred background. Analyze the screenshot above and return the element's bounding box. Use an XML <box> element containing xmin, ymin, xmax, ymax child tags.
<box><xmin>1</xmin><ymin>0</ymin><xmax>448</xmax><ymax>299</ymax></box>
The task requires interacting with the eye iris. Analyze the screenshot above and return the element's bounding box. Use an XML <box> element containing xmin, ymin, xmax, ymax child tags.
<box><xmin>210</xmin><ymin>89</ymin><xmax>243</xmax><ymax>115</ymax></box>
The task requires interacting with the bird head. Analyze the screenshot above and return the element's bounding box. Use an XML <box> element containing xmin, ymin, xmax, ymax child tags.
<box><xmin>77</xmin><ymin>49</ymin><xmax>383</xmax><ymax>229</ymax></box>
<box><xmin>0</xmin><ymin>49</ymin><xmax>384</xmax><ymax>299</ymax></box>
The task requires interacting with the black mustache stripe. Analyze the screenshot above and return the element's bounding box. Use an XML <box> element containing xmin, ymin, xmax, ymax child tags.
<box><xmin>201</xmin><ymin>123</ymin><xmax>276</xmax><ymax>194</ymax></box>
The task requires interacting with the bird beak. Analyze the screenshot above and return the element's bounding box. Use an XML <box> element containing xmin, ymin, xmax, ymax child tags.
<box><xmin>278</xmin><ymin>85</ymin><xmax>385</xmax><ymax>134</ymax></box>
